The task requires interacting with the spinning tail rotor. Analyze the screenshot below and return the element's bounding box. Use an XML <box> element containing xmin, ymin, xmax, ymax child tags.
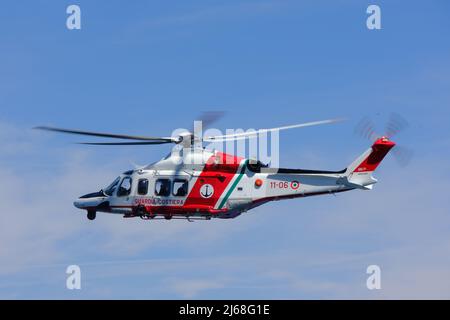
<box><xmin>354</xmin><ymin>113</ymin><xmax>413</xmax><ymax>167</ymax></box>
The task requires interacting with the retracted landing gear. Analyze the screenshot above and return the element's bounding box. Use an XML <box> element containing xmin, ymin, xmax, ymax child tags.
<box><xmin>87</xmin><ymin>210</ymin><xmax>96</xmax><ymax>220</ymax></box>
<box><xmin>135</xmin><ymin>205</ymin><xmax>155</xmax><ymax>220</ymax></box>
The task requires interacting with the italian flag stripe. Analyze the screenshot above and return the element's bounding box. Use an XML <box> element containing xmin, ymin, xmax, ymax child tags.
<box><xmin>217</xmin><ymin>160</ymin><xmax>248</xmax><ymax>209</ymax></box>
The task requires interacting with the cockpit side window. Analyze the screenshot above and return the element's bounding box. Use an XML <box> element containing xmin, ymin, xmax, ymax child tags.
<box><xmin>104</xmin><ymin>177</ymin><xmax>120</xmax><ymax>196</ymax></box>
<box><xmin>247</xmin><ymin>160</ymin><xmax>268</xmax><ymax>173</ymax></box>
<box><xmin>137</xmin><ymin>179</ymin><xmax>149</xmax><ymax>195</ymax></box>
<box><xmin>117</xmin><ymin>177</ymin><xmax>132</xmax><ymax>197</ymax></box>
<box><xmin>173</xmin><ymin>179</ymin><xmax>188</xmax><ymax>197</ymax></box>
<box><xmin>155</xmin><ymin>179</ymin><xmax>171</xmax><ymax>197</ymax></box>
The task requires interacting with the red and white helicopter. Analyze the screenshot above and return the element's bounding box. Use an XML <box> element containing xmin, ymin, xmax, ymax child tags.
<box><xmin>36</xmin><ymin>115</ymin><xmax>401</xmax><ymax>221</ymax></box>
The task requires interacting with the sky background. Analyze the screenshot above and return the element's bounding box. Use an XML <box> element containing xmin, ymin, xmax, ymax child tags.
<box><xmin>1</xmin><ymin>0</ymin><xmax>450</xmax><ymax>299</ymax></box>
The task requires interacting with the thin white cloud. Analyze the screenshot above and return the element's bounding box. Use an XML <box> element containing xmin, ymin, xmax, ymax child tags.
<box><xmin>0</xmin><ymin>121</ymin><xmax>255</xmax><ymax>272</ymax></box>
<box><xmin>1</xmin><ymin>121</ymin><xmax>450</xmax><ymax>299</ymax></box>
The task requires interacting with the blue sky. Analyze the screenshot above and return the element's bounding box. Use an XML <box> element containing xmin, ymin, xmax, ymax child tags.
<box><xmin>1</xmin><ymin>0</ymin><xmax>450</xmax><ymax>299</ymax></box>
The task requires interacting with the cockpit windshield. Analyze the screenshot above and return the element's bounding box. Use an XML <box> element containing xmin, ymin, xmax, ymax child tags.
<box><xmin>104</xmin><ymin>177</ymin><xmax>120</xmax><ymax>196</ymax></box>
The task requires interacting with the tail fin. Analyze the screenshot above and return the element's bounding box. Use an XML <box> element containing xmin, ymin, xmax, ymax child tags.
<box><xmin>344</xmin><ymin>137</ymin><xmax>395</xmax><ymax>189</ymax></box>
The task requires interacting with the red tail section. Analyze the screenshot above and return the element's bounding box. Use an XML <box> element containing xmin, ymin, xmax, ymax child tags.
<box><xmin>353</xmin><ymin>137</ymin><xmax>396</xmax><ymax>173</ymax></box>
<box><xmin>344</xmin><ymin>137</ymin><xmax>396</xmax><ymax>189</ymax></box>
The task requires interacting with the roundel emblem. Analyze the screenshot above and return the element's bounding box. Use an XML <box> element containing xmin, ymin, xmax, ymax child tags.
<box><xmin>290</xmin><ymin>180</ymin><xmax>300</xmax><ymax>190</ymax></box>
<box><xmin>200</xmin><ymin>184</ymin><xmax>214</xmax><ymax>198</ymax></box>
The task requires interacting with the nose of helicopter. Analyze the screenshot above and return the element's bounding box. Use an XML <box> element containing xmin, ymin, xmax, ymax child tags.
<box><xmin>73</xmin><ymin>198</ymin><xmax>86</xmax><ymax>209</ymax></box>
<box><xmin>73</xmin><ymin>191</ymin><xmax>107</xmax><ymax>209</ymax></box>
<box><xmin>73</xmin><ymin>197</ymin><xmax>96</xmax><ymax>209</ymax></box>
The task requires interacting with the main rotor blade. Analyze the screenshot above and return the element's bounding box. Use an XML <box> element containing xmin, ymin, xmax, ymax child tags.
<box><xmin>203</xmin><ymin>118</ymin><xmax>344</xmax><ymax>142</ymax></box>
<box><xmin>34</xmin><ymin>126</ymin><xmax>175</xmax><ymax>142</ymax></box>
<box><xmin>78</xmin><ymin>141</ymin><xmax>173</xmax><ymax>145</ymax></box>
<box><xmin>192</xmin><ymin>111</ymin><xmax>226</xmax><ymax>135</ymax></box>
<box><xmin>197</xmin><ymin>111</ymin><xmax>225</xmax><ymax>129</ymax></box>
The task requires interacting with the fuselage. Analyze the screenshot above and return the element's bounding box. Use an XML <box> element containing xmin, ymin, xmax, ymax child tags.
<box><xmin>74</xmin><ymin>147</ymin><xmax>356</xmax><ymax>220</ymax></box>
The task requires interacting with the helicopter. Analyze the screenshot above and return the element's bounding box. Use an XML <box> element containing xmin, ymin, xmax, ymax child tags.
<box><xmin>35</xmin><ymin>115</ymin><xmax>399</xmax><ymax>221</ymax></box>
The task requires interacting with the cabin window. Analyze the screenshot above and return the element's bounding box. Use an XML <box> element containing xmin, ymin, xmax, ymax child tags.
<box><xmin>117</xmin><ymin>177</ymin><xmax>132</xmax><ymax>197</ymax></box>
<box><xmin>137</xmin><ymin>179</ymin><xmax>149</xmax><ymax>195</ymax></box>
<box><xmin>173</xmin><ymin>179</ymin><xmax>188</xmax><ymax>197</ymax></box>
<box><xmin>155</xmin><ymin>179</ymin><xmax>171</xmax><ymax>197</ymax></box>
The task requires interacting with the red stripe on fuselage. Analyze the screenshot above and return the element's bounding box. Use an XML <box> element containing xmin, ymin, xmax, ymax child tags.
<box><xmin>183</xmin><ymin>152</ymin><xmax>244</xmax><ymax>211</ymax></box>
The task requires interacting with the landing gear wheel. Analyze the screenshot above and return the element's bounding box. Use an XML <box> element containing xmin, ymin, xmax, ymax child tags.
<box><xmin>136</xmin><ymin>205</ymin><xmax>147</xmax><ymax>217</ymax></box>
<box><xmin>164</xmin><ymin>214</ymin><xmax>173</xmax><ymax>220</ymax></box>
<box><xmin>87</xmin><ymin>210</ymin><xmax>96</xmax><ymax>220</ymax></box>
